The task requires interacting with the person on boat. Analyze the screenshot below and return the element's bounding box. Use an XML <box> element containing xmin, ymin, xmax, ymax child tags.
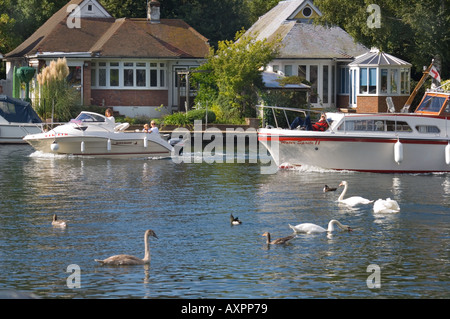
<box><xmin>290</xmin><ymin>113</ymin><xmax>329</xmax><ymax>131</ymax></box>
<box><xmin>105</xmin><ymin>108</ymin><xmax>115</xmax><ymax>123</ymax></box>
<box><xmin>142</xmin><ymin>123</ymin><xmax>150</xmax><ymax>132</ymax></box>
<box><xmin>149</xmin><ymin>120</ymin><xmax>159</xmax><ymax>135</ymax></box>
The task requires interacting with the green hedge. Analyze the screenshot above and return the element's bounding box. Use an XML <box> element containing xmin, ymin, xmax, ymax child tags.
<box><xmin>163</xmin><ymin>109</ymin><xmax>216</xmax><ymax>126</ymax></box>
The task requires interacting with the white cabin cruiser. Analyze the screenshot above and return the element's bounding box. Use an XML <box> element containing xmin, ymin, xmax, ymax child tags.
<box><xmin>23</xmin><ymin>111</ymin><xmax>175</xmax><ymax>158</ymax></box>
<box><xmin>258</xmin><ymin>90</ymin><xmax>450</xmax><ymax>173</ymax></box>
<box><xmin>0</xmin><ymin>95</ymin><xmax>43</xmax><ymax>143</ymax></box>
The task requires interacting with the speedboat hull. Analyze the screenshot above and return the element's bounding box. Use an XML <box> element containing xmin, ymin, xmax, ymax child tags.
<box><xmin>24</xmin><ymin>133</ymin><xmax>172</xmax><ymax>158</ymax></box>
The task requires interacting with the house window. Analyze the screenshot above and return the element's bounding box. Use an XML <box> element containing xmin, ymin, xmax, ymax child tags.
<box><xmin>91</xmin><ymin>61</ymin><xmax>167</xmax><ymax>89</ymax></box>
<box><xmin>310</xmin><ymin>65</ymin><xmax>318</xmax><ymax>103</ymax></box>
<box><xmin>390</xmin><ymin>69</ymin><xmax>398</xmax><ymax>93</ymax></box>
<box><xmin>136</xmin><ymin>63</ymin><xmax>146</xmax><ymax>87</ymax></box>
<box><xmin>109</xmin><ymin>62</ymin><xmax>119</xmax><ymax>87</ymax></box>
<box><xmin>302</xmin><ymin>6</ymin><xmax>312</xmax><ymax>18</ymax></box>
<box><xmin>298</xmin><ymin>65</ymin><xmax>306</xmax><ymax>79</ymax></box>
<box><xmin>284</xmin><ymin>65</ymin><xmax>292</xmax><ymax>76</ymax></box>
<box><xmin>339</xmin><ymin>67</ymin><xmax>349</xmax><ymax>94</ymax></box>
<box><xmin>359</xmin><ymin>67</ymin><xmax>376</xmax><ymax>94</ymax></box>
<box><xmin>123</xmin><ymin>62</ymin><xmax>134</xmax><ymax>87</ymax></box>
<box><xmin>323</xmin><ymin>65</ymin><xmax>329</xmax><ymax>104</ymax></box>
<box><xmin>401</xmin><ymin>68</ymin><xmax>409</xmax><ymax>94</ymax></box>
<box><xmin>98</xmin><ymin>62</ymin><xmax>107</xmax><ymax>87</ymax></box>
<box><xmin>380</xmin><ymin>69</ymin><xmax>388</xmax><ymax>93</ymax></box>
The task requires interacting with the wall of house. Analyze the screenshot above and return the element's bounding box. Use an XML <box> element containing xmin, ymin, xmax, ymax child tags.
<box><xmin>355</xmin><ymin>95</ymin><xmax>409</xmax><ymax>113</ymax></box>
<box><xmin>90</xmin><ymin>88</ymin><xmax>169</xmax><ymax>117</ymax></box>
<box><xmin>83</xmin><ymin>62</ymin><xmax>91</xmax><ymax>106</ymax></box>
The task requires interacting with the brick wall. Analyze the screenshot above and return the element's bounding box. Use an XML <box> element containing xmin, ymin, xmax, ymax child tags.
<box><xmin>356</xmin><ymin>95</ymin><xmax>408</xmax><ymax>113</ymax></box>
<box><xmin>90</xmin><ymin>89</ymin><xmax>168</xmax><ymax>107</ymax></box>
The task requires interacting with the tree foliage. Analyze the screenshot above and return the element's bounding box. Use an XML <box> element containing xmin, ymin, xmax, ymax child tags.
<box><xmin>192</xmin><ymin>30</ymin><xmax>281</xmax><ymax>123</ymax></box>
<box><xmin>314</xmin><ymin>0</ymin><xmax>449</xmax><ymax>78</ymax></box>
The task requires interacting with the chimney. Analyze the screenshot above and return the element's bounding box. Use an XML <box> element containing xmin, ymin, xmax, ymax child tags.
<box><xmin>147</xmin><ymin>0</ymin><xmax>160</xmax><ymax>24</ymax></box>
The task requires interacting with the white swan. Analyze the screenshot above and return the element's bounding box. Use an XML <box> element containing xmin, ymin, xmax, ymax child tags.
<box><xmin>52</xmin><ymin>214</ymin><xmax>67</xmax><ymax>228</ymax></box>
<box><xmin>338</xmin><ymin>181</ymin><xmax>373</xmax><ymax>206</ymax></box>
<box><xmin>289</xmin><ymin>219</ymin><xmax>352</xmax><ymax>234</ymax></box>
<box><xmin>95</xmin><ymin>229</ymin><xmax>158</xmax><ymax>265</ymax></box>
<box><xmin>262</xmin><ymin>232</ymin><xmax>296</xmax><ymax>245</ymax></box>
<box><xmin>373</xmin><ymin>198</ymin><xmax>400</xmax><ymax>213</ymax></box>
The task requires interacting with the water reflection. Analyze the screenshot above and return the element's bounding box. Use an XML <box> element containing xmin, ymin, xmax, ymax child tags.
<box><xmin>0</xmin><ymin>145</ymin><xmax>449</xmax><ymax>298</ymax></box>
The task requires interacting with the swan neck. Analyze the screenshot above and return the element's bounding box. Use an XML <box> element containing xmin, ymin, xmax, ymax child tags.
<box><xmin>338</xmin><ymin>183</ymin><xmax>347</xmax><ymax>201</ymax></box>
<box><xmin>266</xmin><ymin>233</ymin><xmax>271</xmax><ymax>244</ymax></box>
<box><xmin>143</xmin><ymin>232</ymin><xmax>150</xmax><ymax>262</ymax></box>
<box><xmin>327</xmin><ymin>220</ymin><xmax>345</xmax><ymax>231</ymax></box>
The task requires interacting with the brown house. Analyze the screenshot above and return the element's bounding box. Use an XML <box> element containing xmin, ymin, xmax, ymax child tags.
<box><xmin>3</xmin><ymin>0</ymin><xmax>210</xmax><ymax>118</ymax></box>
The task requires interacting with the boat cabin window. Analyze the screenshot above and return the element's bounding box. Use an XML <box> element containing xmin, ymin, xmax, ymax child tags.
<box><xmin>75</xmin><ymin>113</ymin><xmax>106</xmax><ymax>123</ymax></box>
<box><xmin>415</xmin><ymin>125</ymin><xmax>440</xmax><ymax>133</ymax></box>
<box><xmin>416</xmin><ymin>95</ymin><xmax>446</xmax><ymax>113</ymax></box>
<box><xmin>337</xmin><ymin>119</ymin><xmax>412</xmax><ymax>132</ymax></box>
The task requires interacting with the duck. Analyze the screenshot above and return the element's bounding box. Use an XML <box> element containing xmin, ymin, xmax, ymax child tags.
<box><xmin>337</xmin><ymin>181</ymin><xmax>373</xmax><ymax>206</ymax></box>
<box><xmin>95</xmin><ymin>229</ymin><xmax>158</xmax><ymax>266</ymax></box>
<box><xmin>262</xmin><ymin>232</ymin><xmax>296</xmax><ymax>245</ymax></box>
<box><xmin>323</xmin><ymin>185</ymin><xmax>337</xmax><ymax>192</ymax></box>
<box><xmin>373</xmin><ymin>198</ymin><xmax>400</xmax><ymax>213</ymax></box>
<box><xmin>230</xmin><ymin>214</ymin><xmax>242</xmax><ymax>225</ymax></box>
<box><xmin>52</xmin><ymin>214</ymin><xmax>67</xmax><ymax>228</ymax></box>
<box><xmin>289</xmin><ymin>219</ymin><xmax>352</xmax><ymax>234</ymax></box>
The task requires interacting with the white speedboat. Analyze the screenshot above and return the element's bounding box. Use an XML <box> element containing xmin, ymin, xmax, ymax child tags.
<box><xmin>0</xmin><ymin>95</ymin><xmax>43</xmax><ymax>143</ymax></box>
<box><xmin>258</xmin><ymin>90</ymin><xmax>450</xmax><ymax>173</ymax></box>
<box><xmin>23</xmin><ymin>111</ymin><xmax>174</xmax><ymax>158</ymax></box>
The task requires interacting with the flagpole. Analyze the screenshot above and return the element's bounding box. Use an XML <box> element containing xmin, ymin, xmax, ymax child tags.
<box><xmin>403</xmin><ymin>59</ymin><xmax>434</xmax><ymax>111</ymax></box>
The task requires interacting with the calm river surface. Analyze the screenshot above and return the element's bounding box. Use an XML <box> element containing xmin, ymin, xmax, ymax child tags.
<box><xmin>0</xmin><ymin>144</ymin><xmax>449</xmax><ymax>299</ymax></box>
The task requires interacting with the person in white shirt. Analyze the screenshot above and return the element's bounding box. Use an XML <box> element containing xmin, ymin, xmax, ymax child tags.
<box><xmin>149</xmin><ymin>120</ymin><xmax>159</xmax><ymax>135</ymax></box>
<box><xmin>105</xmin><ymin>108</ymin><xmax>115</xmax><ymax>123</ymax></box>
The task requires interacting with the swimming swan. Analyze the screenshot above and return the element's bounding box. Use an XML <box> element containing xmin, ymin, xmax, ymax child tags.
<box><xmin>373</xmin><ymin>198</ymin><xmax>400</xmax><ymax>213</ymax></box>
<box><xmin>52</xmin><ymin>214</ymin><xmax>67</xmax><ymax>228</ymax></box>
<box><xmin>262</xmin><ymin>232</ymin><xmax>296</xmax><ymax>245</ymax></box>
<box><xmin>230</xmin><ymin>214</ymin><xmax>242</xmax><ymax>225</ymax></box>
<box><xmin>289</xmin><ymin>219</ymin><xmax>352</xmax><ymax>234</ymax></box>
<box><xmin>338</xmin><ymin>181</ymin><xmax>373</xmax><ymax>206</ymax></box>
<box><xmin>95</xmin><ymin>229</ymin><xmax>158</xmax><ymax>265</ymax></box>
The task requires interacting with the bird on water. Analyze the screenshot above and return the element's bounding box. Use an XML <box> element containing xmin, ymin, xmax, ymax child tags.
<box><xmin>95</xmin><ymin>229</ymin><xmax>158</xmax><ymax>265</ymax></box>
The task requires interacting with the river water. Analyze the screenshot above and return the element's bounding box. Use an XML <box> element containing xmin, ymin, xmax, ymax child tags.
<box><xmin>0</xmin><ymin>144</ymin><xmax>449</xmax><ymax>299</ymax></box>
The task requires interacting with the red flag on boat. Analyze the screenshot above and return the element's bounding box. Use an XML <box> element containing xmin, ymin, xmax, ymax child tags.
<box><xmin>429</xmin><ymin>65</ymin><xmax>441</xmax><ymax>82</ymax></box>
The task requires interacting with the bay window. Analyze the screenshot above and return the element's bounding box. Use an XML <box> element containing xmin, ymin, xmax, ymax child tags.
<box><xmin>91</xmin><ymin>61</ymin><xmax>167</xmax><ymax>89</ymax></box>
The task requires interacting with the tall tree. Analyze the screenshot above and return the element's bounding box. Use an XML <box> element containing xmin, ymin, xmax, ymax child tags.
<box><xmin>314</xmin><ymin>0</ymin><xmax>449</xmax><ymax>79</ymax></box>
<box><xmin>192</xmin><ymin>30</ymin><xmax>281</xmax><ymax>122</ymax></box>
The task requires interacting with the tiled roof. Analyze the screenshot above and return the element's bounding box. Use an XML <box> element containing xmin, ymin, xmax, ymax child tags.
<box><xmin>246</xmin><ymin>0</ymin><xmax>368</xmax><ymax>60</ymax></box>
<box><xmin>5</xmin><ymin>0</ymin><xmax>209</xmax><ymax>59</ymax></box>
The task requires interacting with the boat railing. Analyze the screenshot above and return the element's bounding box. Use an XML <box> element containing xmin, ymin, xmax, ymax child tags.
<box><xmin>257</xmin><ymin>105</ymin><xmax>327</xmax><ymax>130</ymax></box>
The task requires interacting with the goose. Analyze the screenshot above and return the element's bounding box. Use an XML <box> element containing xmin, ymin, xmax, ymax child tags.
<box><xmin>230</xmin><ymin>214</ymin><xmax>242</xmax><ymax>225</ymax></box>
<box><xmin>52</xmin><ymin>214</ymin><xmax>67</xmax><ymax>228</ymax></box>
<box><xmin>289</xmin><ymin>219</ymin><xmax>352</xmax><ymax>234</ymax></box>
<box><xmin>338</xmin><ymin>181</ymin><xmax>373</xmax><ymax>206</ymax></box>
<box><xmin>373</xmin><ymin>198</ymin><xmax>400</xmax><ymax>213</ymax></box>
<box><xmin>262</xmin><ymin>232</ymin><xmax>296</xmax><ymax>245</ymax></box>
<box><xmin>95</xmin><ymin>229</ymin><xmax>158</xmax><ymax>266</ymax></box>
<box><xmin>323</xmin><ymin>185</ymin><xmax>337</xmax><ymax>192</ymax></box>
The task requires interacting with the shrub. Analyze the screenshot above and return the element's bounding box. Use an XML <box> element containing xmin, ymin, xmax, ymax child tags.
<box><xmin>163</xmin><ymin>109</ymin><xmax>216</xmax><ymax>126</ymax></box>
